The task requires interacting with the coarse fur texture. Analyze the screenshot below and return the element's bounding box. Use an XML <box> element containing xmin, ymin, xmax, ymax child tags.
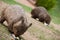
<box><xmin>0</xmin><ymin>5</ymin><xmax>32</xmax><ymax>39</ymax></box>
<box><xmin>31</xmin><ymin>6</ymin><xmax>51</xmax><ymax>25</ymax></box>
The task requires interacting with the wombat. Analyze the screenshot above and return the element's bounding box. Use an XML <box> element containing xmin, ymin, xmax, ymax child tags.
<box><xmin>31</xmin><ymin>6</ymin><xmax>51</xmax><ymax>26</ymax></box>
<box><xmin>0</xmin><ymin>5</ymin><xmax>32</xmax><ymax>40</ymax></box>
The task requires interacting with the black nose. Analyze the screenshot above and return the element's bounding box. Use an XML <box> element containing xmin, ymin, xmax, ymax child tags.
<box><xmin>15</xmin><ymin>38</ymin><xmax>19</xmax><ymax>40</ymax></box>
<box><xmin>15</xmin><ymin>37</ymin><xmax>19</xmax><ymax>40</ymax></box>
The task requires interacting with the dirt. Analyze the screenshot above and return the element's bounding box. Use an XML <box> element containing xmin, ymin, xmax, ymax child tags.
<box><xmin>0</xmin><ymin>0</ymin><xmax>60</xmax><ymax>40</ymax></box>
<box><xmin>15</xmin><ymin>0</ymin><xmax>35</xmax><ymax>8</ymax></box>
<box><xmin>22</xmin><ymin>31</ymin><xmax>39</xmax><ymax>40</ymax></box>
<box><xmin>51</xmin><ymin>22</ymin><xmax>60</xmax><ymax>31</ymax></box>
<box><xmin>14</xmin><ymin>0</ymin><xmax>60</xmax><ymax>40</ymax></box>
<box><xmin>24</xmin><ymin>12</ymin><xmax>59</xmax><ymax>40</ymax></box>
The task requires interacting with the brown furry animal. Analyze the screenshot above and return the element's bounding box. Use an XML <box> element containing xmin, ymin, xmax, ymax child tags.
<box><xmin>0</xmin><ymin>5</ymin><xmax>32</xmax><ymax>40</ymax></box>
<box><xmin>0</xmin><ymin>1</ymin><xmax>9</xmax><ymax>15</ymax></box>
<box><xmin>31</xmin><ymin>6</ymin><xmax>51</xmax><ymax>26</ymax></box>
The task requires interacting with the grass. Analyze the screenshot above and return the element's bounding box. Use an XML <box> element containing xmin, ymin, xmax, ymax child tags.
<box><xmin>0</xmin><ymin>0</ymin><xmax>60</xmax><ymax>40</ymax></box>
<box><xmin>0</xmin><ymin>24</ymin><xmax>11</xmax><ymax>40</ymax></box>
<box><xmin>48</xmin><ymin>0</ymin><xmax>60</xmax><ymax>24</ymax></box>
<box><xmin>46</xmin><ymin>25</ymin><xmax>60</xmax><ymax>36</ymax></box>
<box><xmin>28</xmin><ymin>26</ymin><xmax>47</xmax><ymax>40</ymax></box>
<box><xmin>28</xmin><ymin>26</ymin><xmax>56</xmax><ymax>40</ymax></box>
<box><xmin>2</xmin><ymin>0</ymin><xmax>32</xmax><ymax>12</ymax></box>
<box><xmin>2</xmin><ymin>0</ymin><xmax>60</xmax><ymax>24</ymax></box>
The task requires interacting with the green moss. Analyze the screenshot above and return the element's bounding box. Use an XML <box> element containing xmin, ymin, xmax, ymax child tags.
<box><xmin>35</xmin><ymin>0</ymin><xmax>56</xmax><ymax>10</ymax></box>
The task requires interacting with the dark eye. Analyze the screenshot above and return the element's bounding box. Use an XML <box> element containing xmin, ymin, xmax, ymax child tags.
<box><xmin>17</xmin><ymin>30</ymin><xmax>19</xmax><ymax>32</ymax></box>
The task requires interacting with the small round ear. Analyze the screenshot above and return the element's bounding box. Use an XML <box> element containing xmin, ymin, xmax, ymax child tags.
<box><xmin>29</xmin><ymin>23</ymin><xmax>32</xmax><ymax>27</ymax></box>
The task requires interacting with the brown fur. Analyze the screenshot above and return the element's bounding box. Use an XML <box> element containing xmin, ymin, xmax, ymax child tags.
<box><xmin>0</xmin><ymin>5</ymin><xmax>32</xmax><ymax>37</ymax></box>
<box><xmin>31</xmin><ymin>6</ymin><xmax>51</xmax><ymax>25</ymax></box>
<box><xmin>0</xmin><ymin>1</ymin><xmax>9</xmax><ymax>16</ymax></box>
